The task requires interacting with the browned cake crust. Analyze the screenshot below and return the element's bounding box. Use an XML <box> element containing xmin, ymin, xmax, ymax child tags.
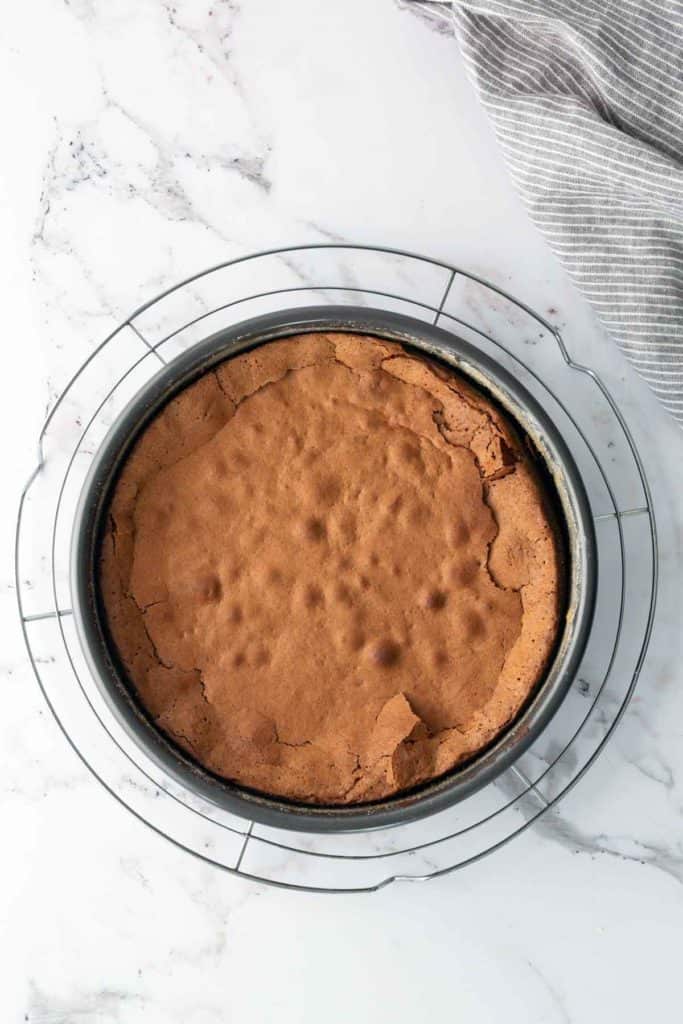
<box><xmin>100</xmin><ymin>332</ymin><xmax>565</xmax><ymax>804</ymax></box>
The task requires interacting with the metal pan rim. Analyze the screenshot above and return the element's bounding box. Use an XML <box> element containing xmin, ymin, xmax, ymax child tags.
<box><xmin>70</xmin><ymin>306</ymin><xmax>597</xmax><ymax>833</ymax></box>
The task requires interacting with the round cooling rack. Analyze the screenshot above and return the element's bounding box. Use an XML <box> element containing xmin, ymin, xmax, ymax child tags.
<box><xmin>15</xmin><ymin>244</ymin><xmax>658</xmax><ymax>893</ymax></box>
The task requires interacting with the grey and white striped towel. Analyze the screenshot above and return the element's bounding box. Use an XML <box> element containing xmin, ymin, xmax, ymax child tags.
<box><xmin>413</xmin><ymin>0</ymin><xmax>683</xmax><ymax>423</ymax></box>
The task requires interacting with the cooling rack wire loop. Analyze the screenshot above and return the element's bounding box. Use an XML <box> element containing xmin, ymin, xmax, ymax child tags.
<box><xmin>15</xmin><ymin>244</ymin><xmax>657</xmax><ymax>892</ymax></box>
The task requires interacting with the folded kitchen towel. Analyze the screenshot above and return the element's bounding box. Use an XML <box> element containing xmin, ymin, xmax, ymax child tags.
<box><xmin>412</xmin><ymin>0</ymin><xmax>683</xmax><ymax>423</ymax></box>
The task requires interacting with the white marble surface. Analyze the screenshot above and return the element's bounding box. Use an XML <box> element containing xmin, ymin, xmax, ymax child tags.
<box><xmin>1</xmin><ymin>1</ymin><xmax>682</xmax><ymax>1021</ymax></box>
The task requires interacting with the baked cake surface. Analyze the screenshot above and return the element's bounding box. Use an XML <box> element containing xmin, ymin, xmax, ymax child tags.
<box><xmin>100</xmin><ymin>332</ymin><xmax>564</xmax><ymax>804</ymax></box>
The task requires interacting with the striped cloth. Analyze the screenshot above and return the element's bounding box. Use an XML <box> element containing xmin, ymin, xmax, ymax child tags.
<box><xmin>414</xmin><ymin>0</ymin><xmax>683</xmax><ymax>423</ymax></box>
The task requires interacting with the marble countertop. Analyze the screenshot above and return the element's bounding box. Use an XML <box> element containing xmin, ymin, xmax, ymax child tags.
<box><xmin>1</xmin><ymin>2</ymin><xmax>682</xmax><ymax>1021</ymax></box>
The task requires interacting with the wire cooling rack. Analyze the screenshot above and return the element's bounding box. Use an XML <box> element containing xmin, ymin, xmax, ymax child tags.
<box><xmin>15</xmin><ymin>244</ymin><xmax>657</xmax><ymax>892</ymax></box>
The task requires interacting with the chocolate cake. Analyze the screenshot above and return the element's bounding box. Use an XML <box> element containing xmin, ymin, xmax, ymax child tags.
<box><xmin>99</xmin><ymin>332</ymin><xmax>565</xmax><ymax>804</ymax></box>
